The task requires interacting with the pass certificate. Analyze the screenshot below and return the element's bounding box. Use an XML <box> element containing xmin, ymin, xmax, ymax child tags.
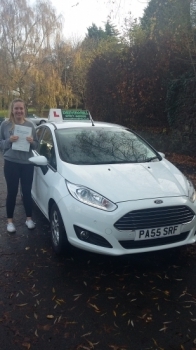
<box><xmin>12</xmin><ymin>125</ymin><xmax>32</xmax><ymax>152</ymax></box>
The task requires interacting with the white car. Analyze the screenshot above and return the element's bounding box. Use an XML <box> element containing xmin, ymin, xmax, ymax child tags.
<box><xmin>29</xmin><ymin>116</ymin><xmax>196</xmax><ymax>256</ymax></box>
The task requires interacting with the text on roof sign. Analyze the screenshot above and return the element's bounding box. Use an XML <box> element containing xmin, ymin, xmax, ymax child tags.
<box><xmin>62</xmin><ymin>109</ymin><xmax>90</xmax><ymax>120</ymax></box>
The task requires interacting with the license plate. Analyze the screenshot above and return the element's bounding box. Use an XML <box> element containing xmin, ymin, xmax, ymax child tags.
<box><xmin>135</xmin><ymin>225</ymin><xmax>181</xmax><ymax>241</ymax></box>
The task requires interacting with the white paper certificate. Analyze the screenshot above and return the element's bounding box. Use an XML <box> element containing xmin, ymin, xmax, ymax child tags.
<box><xmin>12</xmin><ymin>125</ymin><xmax>32</xmax><ymax>152</ymax></box>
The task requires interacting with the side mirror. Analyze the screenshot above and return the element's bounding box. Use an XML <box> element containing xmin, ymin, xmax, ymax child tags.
<box><xmin>29</xmin><ymin>155</ymin><xmax>48</xmax><ymax>166</ymax></box>
<box><xmin>29</xmin><ymin>156</ymin><xmax>48</xmax><ymax>175</ymax></box>
<box><xmin>158</xmin><ymin>152</ymin><xmax>165</xmax><ymax>158</ymax></box>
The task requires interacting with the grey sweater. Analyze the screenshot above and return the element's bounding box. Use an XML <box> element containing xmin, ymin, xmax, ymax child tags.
<box><xmin>0</xmin><ymin>119</ymin><xmax>38</xmax><ymax>164</ymax></box>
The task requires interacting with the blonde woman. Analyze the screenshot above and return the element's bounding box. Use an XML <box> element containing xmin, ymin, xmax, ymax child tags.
<box><xmin>0</xmin><ymin>98</ymin><xmax>38</xmax><ymax>233</ymax></box>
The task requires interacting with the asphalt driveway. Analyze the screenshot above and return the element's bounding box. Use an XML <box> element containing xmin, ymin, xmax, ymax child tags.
<box><xmin>0</xmin><ymin>153</ymin><xmax>196</xmax><ymax>350</ymax></box>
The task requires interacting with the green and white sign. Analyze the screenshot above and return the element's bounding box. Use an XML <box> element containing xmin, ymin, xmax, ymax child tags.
<box><xmin>62</xmin><ymin>109</ymin><xmax>90</xmax><ymax>120</ymax></box>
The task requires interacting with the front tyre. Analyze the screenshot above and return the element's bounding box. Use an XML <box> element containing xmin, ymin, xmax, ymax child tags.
<box><xmin>50</xmin><ymin>203</ymin><xmax>67</xmax><ymax>254</ymax></box>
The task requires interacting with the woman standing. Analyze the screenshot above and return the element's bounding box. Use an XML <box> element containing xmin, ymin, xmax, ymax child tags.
<box><xmin>0</xmin><ymin>98</ymin><xmax>38</xmax><ymax>233</ymax></box>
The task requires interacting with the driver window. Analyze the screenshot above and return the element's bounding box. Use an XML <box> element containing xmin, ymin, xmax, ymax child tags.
<box><xmin>36</xmin><ymin>127</ymin><xmax>44</xmax><ymax>142</ymax></box>
<box><xmin>39</xmin><ymin>128</ymin><xmax>57</xmax><ymax>169</ymax></box>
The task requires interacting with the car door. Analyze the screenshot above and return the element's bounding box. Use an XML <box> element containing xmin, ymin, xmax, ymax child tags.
<box><xmin>32</xmin><ymin>126</ymin><xmax>60</xmax><ymax>218</ymax></box>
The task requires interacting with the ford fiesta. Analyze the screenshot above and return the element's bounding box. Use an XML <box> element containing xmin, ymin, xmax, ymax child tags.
<box><xmin>29</xmin><ymin>110</ymin><xmax>196</xmax><ymax>255</ymax></box>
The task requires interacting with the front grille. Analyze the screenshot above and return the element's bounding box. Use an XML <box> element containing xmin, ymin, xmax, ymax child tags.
<box><xmin>114</xmin><ymin>206</ymin><xmax>195</xmax><ymax>231</ymax></box>
<box><xmin>119</xmin><ymin>231</ymin><xmax>189</xmax><ymax>249</ymax></box>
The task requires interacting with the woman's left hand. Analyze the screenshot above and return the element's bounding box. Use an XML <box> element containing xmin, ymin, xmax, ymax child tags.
<box><xmin>26</xmin><ymin>136</ymin><xmax>33</xmax><ymax>143</ymax></box>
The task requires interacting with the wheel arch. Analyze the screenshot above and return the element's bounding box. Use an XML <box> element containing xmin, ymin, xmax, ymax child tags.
<box><xmin>48</xmin><ymin>198</ymin><xmax>56</xmax><ymax>218</ymax></box>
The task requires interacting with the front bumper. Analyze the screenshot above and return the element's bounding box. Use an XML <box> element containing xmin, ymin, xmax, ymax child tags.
<box><xmin>57</xmin><ymin>195</ymin><xmax>196</xmax><ymax>256</ymax></box>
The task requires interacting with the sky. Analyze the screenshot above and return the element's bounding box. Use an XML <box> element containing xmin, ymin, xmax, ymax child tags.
<box><xmin>49</xmin><ymin>0</ymin><xmax>149</xmax><ymax>39</ymax></box>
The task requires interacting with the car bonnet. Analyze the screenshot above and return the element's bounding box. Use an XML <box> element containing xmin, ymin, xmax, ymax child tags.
<box><xmin>58</xmin><ymin>159</ymin><xmax>188</xmax><ymax>203</ymax></box>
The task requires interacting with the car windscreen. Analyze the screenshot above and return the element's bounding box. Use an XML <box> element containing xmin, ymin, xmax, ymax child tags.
<box><xmin>55</xmin><ymin>127</ymin><xmax>159</xmax><ymax>165</ymax></box>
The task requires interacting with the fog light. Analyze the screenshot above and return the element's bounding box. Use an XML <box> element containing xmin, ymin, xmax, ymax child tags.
<box><xmin>74</xmin><ymin>225</ymin><xmax>112</xmax><ymax>247</ymax></box>
<box><xmin>80</xmin><ymin>230</ymin><xmax>90</xmax><ymax>240</ymax></box>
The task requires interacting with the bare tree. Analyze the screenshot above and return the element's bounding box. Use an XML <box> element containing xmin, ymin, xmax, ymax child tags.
<box><xmin>0</xmin><ymin>0</ymin><xmax>63</xmax><ymax>105</ymax></box>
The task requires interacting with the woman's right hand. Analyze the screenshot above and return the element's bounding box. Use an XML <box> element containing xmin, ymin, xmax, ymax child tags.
<box><xmin>10</xmin><ymin>135</ymin><xmax>19</xmax><ymax>143</ymax></box>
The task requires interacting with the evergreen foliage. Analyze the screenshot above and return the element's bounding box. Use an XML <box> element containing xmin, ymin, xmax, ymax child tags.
<box><xmin>84</xmin><ymin>0</ymin><xmax>196</xmax><ymax>133</ymax></box>
<box><xmin>85</xmin><ymin>21</ymin><xmax>119</xmax><ymax>41</ymax></box>
<box><xmin>141</xmin><ymin>0</ymin><xmax>191</xmax><ymax>40</ymax></box>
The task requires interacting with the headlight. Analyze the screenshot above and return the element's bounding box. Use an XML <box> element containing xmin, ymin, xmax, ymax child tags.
<box><xmin>66</xmin><ymin>181</ymin><xmax>117</xmax><ymax>211</ymax></box>
<box><xmin>187</xmin><ymin>177</ymin><xmax>196</xmax><ymax>203</ymax></box>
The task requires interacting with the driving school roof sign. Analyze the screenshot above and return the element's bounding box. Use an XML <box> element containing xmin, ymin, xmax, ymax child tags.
<box><xmin>48</xmin><ymin>109</ymin><xmax>91</xmax><ymax>122</ymax></box>
<box><xmin>62</xmin><ymin>109</ymin><xmax>91</xmax><ymax>120</ymax></box>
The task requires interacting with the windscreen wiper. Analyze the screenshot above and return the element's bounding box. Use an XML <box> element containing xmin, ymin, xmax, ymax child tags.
<box><xmin>144</xmin><ymin>156</ymin><xmax>159</xmax><ymax>162</ymax></box>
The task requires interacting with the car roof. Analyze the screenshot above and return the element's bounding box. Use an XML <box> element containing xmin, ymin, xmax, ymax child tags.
<box><xmin>41</xmin><ymin>120</ymin><xmax>126</xmax><ymax>130</ymax></box>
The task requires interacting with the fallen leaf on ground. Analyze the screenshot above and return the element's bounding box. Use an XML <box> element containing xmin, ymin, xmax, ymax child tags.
<box><xmin>22</xmin><ymin>343</ymin><xmax>31</xmax><ymax>349</ymax></box>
